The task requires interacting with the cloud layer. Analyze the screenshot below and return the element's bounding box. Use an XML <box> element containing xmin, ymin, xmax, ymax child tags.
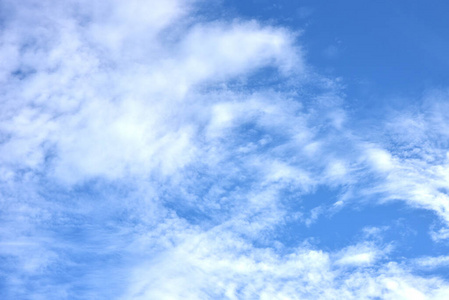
<box><xmin>1</xmin><ymin>0</ymin><xmax>449</xmax><ymax>299</ymax></box>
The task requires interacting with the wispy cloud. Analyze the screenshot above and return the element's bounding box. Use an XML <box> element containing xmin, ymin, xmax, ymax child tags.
<box><xmin>1</xmin><ymin>0</ymin><xmax>449</xmax><ymax>299</ymax></box>
<box><xmin>354</xmin><ymin>90</ymin><xmax>449</xmax><ymax>232</ymax></box>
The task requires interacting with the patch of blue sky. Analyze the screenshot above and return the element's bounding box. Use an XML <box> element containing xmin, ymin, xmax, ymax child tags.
<box><xmin>225</xmin><ymin>0</ymin><xmax>449</xmax><ymax>107</ymax></box>
<box><xmin>280</xmin><ymin>186</ymin><xmax>439</xmax><ymax>252</ymax></box>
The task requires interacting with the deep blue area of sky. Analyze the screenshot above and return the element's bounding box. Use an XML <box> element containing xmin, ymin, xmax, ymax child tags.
<box><xmin>220</xmin><ymin>0</ymin><xmax>449</xmax><ymax>112</ymax></box>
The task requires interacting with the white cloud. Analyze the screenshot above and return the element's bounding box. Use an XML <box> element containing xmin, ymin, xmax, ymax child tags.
<box><xmin>355</xmin><ymin>90</ymin><xmax>449</xmax><ymax>226</ymax></box>
<box><xmin>414</xmin><ymin>255</ymin><xmax>449</xmax><ymax>269</ymax></box>
<box><xmin>334</xmin><ymin>242</ymin><xmax>386</xmax><ymax>267</ymax></box>
<box><xmin>122</xmin><ymin>229</ymin><xmax>449</xmax><ymax>300</ymax></box>
<box><xmin>0</xmin><ymin>0</ymin><xmax>303</xmax><ymax>185</ymax></box>
<box><xmin>2</xmin><ymin>0</ymin><xmax>449</xmax><ymax>299</ymax></box>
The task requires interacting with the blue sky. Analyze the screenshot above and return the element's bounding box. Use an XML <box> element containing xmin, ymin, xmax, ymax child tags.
<box><xmin>1</xmin><ymin>0</ymin><xmax>449</xmax><ymax>299</ymax></box>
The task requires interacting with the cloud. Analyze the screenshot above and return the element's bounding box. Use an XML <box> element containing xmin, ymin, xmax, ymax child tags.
<box><xmin>1</xmin><ymin>0</ymin><xmax>449</xmax><ymax>299</ymax></box>
<box><xmin>414</xmin><ymin>255</ymin><xmax>449</xmax><ymax>270</ymax></box>
<box><xmin>334</xmin><ymin>242</ymin><xmax>387</xmax><ymax>267</ymax></box>
<box><xmin>123</xmin><ymin>230</ymin><xmax>449</xmax><ymax>300</ymax></box>
<box><xmin>0</xmin><ymin>0</ymin><xmax>303</xmax><ymax>185</ymax></box>
<box><xmin>354</xmin><ymin>89</ymin><xmax>449</xmax><ymax>228</ymax></box>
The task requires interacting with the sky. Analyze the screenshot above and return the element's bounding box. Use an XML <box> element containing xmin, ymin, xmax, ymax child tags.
<box><xmin>1</xmin><ymin>0</ymin><xmax>449</xmax><ymax>299</ymax></box>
